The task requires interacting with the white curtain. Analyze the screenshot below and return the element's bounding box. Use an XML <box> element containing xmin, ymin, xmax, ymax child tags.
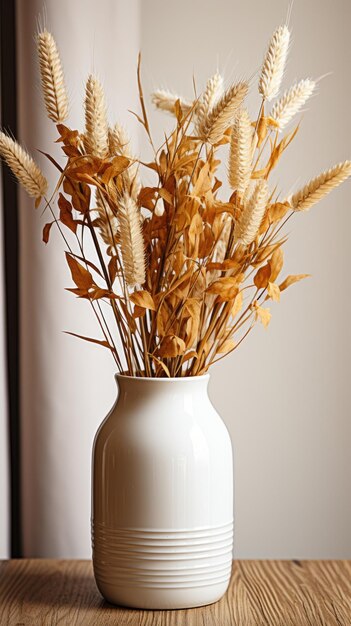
<box><xmin>16</xmin><ymin>0</ymin><xmax>140</xmax><ymax>557</ymax></box>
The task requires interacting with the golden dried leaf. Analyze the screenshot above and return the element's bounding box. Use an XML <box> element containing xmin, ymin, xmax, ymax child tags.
<box><xmin>269</xmin><ymin>201</ymin><xmax>290</xmax><ymax>223</ymax></box>
<box><xmin>58</xmin><ymin>192</ymin><xmax>77</xmax><ymax>234</ymax></box>
<box><xmin>217</xmin><ymin>338</ymin><xmax>235</xmax><ymax>354</ymax></box>
<box><xmin>254</xmin><ymin>262</ymin><xmax>271</xmax><ymax>289</ymax></box>
<box><xmin>270</xmin><ymin>247</ymin><xmax>284</xmax><ymax>282</ymax></box>
<box><xmin>267</xmin><ymin>281</ymin><xmax>280</xmax><ymax>302</ymax></box>
<box><xmin>129</xmin><ymin>290</ymin><xmax>156</xmax><ymax>310</ymax></box>
<box><xmin>132</xmin><ymin>305</ymin><xmax>146</xmax><ymax>318</ymax></box>
<box><xmin>159</xmin><ymin>187</ymin><xmax>173</xmax><ymax>205</ymax></box>
<box><xmin>148</xmin><ymin>354</ymin><xmax>171</xmax><ymax>378</ymax></box>
<box><xmin>188</xmin><ymin>213</ymin><xmax>203</xmax><ymax>246</ymax></box>
<box><xmin>191</xmin><ymin>162</ymin><xmax>211</xmax><ymax>197</ymax></box>
<box><xmin>253</xmin><ymin>302</ymin><xmax>271</xmax><ymax>328</ymax></box>
<box><xmin>206</xmin><ymin>276</ymin><xmax>240</xmax><ymax>301</ymax></box>
<box><xmin>138</xmin><ymin>186</ymin><xmax>158</xmax><ymax>210</ymax></box>
<box><xmin>231</xmin><ymin>291</ymin><xmax>243</xmax><ymax>317</ymax></box>
<box><xmin>157</xmin><ymin>335</ymin><xmax>186</xmax><ymax>358</ymax></box>
<box><xmin>64</xmin><ymin>331</ymin><xmax>114</xmax><ymax>350</ymax></box>
<box><xmin>42</xmin><ymin>221</ymin><xmax>53</xmax><ymax>244</ymax></box>
<box><xmin>65</xmin><ymin>252</ymin><xmax>93</xmax><ymax>290</ymax></box>
<box><xmin>181</xmin><ymin>350</ymin><xmax>198</xmax><ymax>364</ymax></box>
<box><xmin>100</xmin><ymin>155</ymin><xmax>130</xmax><ymax>184</ymax></box>
<box><xmin>279</xmin><ymin>274</ymin><xmax>310</xmax><ymax>292</ymax></box>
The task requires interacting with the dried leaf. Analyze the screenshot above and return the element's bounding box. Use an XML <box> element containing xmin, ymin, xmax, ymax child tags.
<box><xmin>58</xmin><ymin>192</ymin><xmax>77</xmax><ymax>233</ymax></box>
<box><xmin>231</xmin><ymin>291</ymin><xmax>243</xmax><ymax>317</ymax></box>
<box><xmin>254</xmin><ymin>262</ymin><xmax>271</xmax><ymax>289</ymax></box>
<box><xmin>217</xmin><ymin>338</ymin><xmax>235</xmax><ymax>354</ymax></box>
<box><xmin>269</xmin><ymin>201</ymin><xmax>290</xmax><ymax>223</ymax></box>
<box><xmin>279</xmin><ymin>274</ymin><xmax>310</xmax><ymax>292</ymax></box>
<box><xmin>157</xmin><ymin>335</ymin><xmax>186</xmax><ymax>358</ymax></box>
<box><xmin>267</xmin><ymin>281</ymin><xmax>280</xmax><ymax>302</ymax></box>
<box><xmin>42</xmin><ymin>221</ymin><xmax>53</xmax><ymax>244</ymax></box>
<box><xmin>253</xmin><ymin>302</ymin><xmax>271</xmax><ymax>328</ymax></box>
<box><xmin>65</xmin><ymin>252</ymin><xmax>93</xmax><ymax>290</ymax></box>
<box><xmin>100</xmin><ymin>155</ymin><xmax>130</xmax><ymax>184</ymax></box>
<box><xmin>64</xmin><ymin>331</ymin><xmax>114</xmax><ymax>350</ymax></box>
<box><xmin>206</xmin><ymin>276</ymin><xmax>240</xmax><ymax>301</ymax></box>
<box><xmin>191</xmin><ymin>162</ymin><xmax>211</xmax><ymax>197</ymax></box>
<box><xmin>129</xmin><ymin>290</ymin><xmax>156</xmax><ymax>310</ymax></box>
<box><xmin>270</xmin><ymin>247</ymin><xmax>284</xmax><ymax>282</ymax></box>
<box><xmin>148</xmin><ymin>354</ymin><xmax>171</xmax><ymax>377</ymax></box>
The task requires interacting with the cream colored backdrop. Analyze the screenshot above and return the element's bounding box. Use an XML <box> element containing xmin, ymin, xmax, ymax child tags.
<box><xmin>16</xmin><ymin>0</ymin><xmax>350</xmax><ymax>558</ymax></box>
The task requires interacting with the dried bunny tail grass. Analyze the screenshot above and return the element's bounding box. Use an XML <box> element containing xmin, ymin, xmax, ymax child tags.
<box><xmin>291</xmin><ymin>161</ymin><xmax>351</xmax><ymax>211</ymax></box>
<box><xmin>271</xmin><ymin>79</ymin><xmax>316</xmax><ymax>130</ymax></box>
<box><xmin>235</xmin><ymin>179</ymin><xmax>268</xmax><ymax>245</ymax></box>
<box><xmin>118</xmin><ymin>194</ymin><xmax>145</xmax><ymax>286</ymax></box>
<box><xmin>198</xmin><ymin>81</ymin><xmax>249</xmax><ymax>145</ymax></box>
<box><xmin>36</xmin><ymin>30</ymin><xmax>69</xmax><ymax>123</ymax></box>
<box><xmin>95</xmin><ymin>190</ymin><xmax>119</xmax><ymax>247</ymax></box>
<box><xmin>109</xmin><ymin>123</ymin><xmax>133</xmax><ymax>157</ymax></box>
<box><xmin>195</xmin><ymin>73</ymin><xmax>224</xmax><ymax>132</ymax></box>
<box><xmin>259</xmin><ymin>25</ymin><xmax>290</xmax><ymax>101</ymax></box>
<box><xmin>228</xmin><ymin>108</ymin><xmax>253</xmax><ymax>196</ymax></box>
<box><xmin>151</xmin><ymin>90</ymin><xmax>193</xmax><ymax>115</ymax></box>
<box><xmin>108</xmin><ymin>123</ymin><xmax>140</xmax><ymax>198</ymax></box>
<box><xmin>84</xmin><ymin>75</ymin><xmax>109</xmax><ymax>158</ymax></box>
<box><xmin>0</xmin><ymin>131</ymin><xmax>48</xmax><ymax>200</ymax></box>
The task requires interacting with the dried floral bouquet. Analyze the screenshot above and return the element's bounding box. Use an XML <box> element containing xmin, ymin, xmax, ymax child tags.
<box><xmin>0</xmin><ymin>25</ymin><xmax>350</xmax><ymax>377</ymax></box>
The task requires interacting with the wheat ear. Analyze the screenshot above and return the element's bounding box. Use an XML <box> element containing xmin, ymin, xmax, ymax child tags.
<box><xmin>195</xmin><ymin>73</ymin><xmax>224</xmax><ymax>132</ymax></box>
<box><xmin>235</xmin><ymin>180</ymin><xmax>268</xmax><ymax>245</ymax></box>
<box><xmin>84</xmin><ymin>75</ymin><xmax>109</xmax><ymax>158</ymax></box>
<box><xmin>228</xmin><ymin>108</ymin><xmax>253</xmax><ymax>197</ymax></box>
<box><xmin>271</xmin><ymin>79</ymin><xmax>316</xmax><ymax>130</ymax></box>
<box><xmin>197</xmin><ymin>81</ymin><xmax>249</xmax><ymax>144</ymax></box>
<box><xmin>259</xmin><ymin>25</ymin><xmax>290</xmax><ymax>101</ymax></box>
<box><xmin>108</xmin><ymin>123</ymin><xmax>140</xmax><ymax>198</ymax></box>
<box><xmin>291</xmin><ymin>161</ymin><xmax>351</xmax><ymax>211</ymax></box>
<box><xmin>0</xmin><ymin>131</ymin><xmax>48</xmax><ymax>200</ymax></box>
<box><xmin>151</xmin><ymin>90</ymin><xmax>193</xmax><ymax>115</ymax></box>
<box><xmin>95</xmin><ymin>190</ymin><xmax>119</xmax><ymax>249</ymax></box>
<box><xmin>118</xmin><ymin>194</ymin><xmax>145</xmax><ymax>286</ymax></box>
<box><xmin>36</xmin><ymin>30</ymin><xmax>69</xmax><ymax>123</ymax></box>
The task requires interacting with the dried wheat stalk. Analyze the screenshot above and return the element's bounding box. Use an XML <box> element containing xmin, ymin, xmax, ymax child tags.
<box><xmin>259</xmin><ymin>25</ymin><xmax>290</xmax><ymax>101</ymax></box>
<box><xmin>36</xmin><ymin>30</ymin><xmax>69</xmax><ymax>123</ymax></box>
<box><xmin>195</xmin><ymin>73</ymin><xmax>224</xmax><ymax>132</ymax></box>
<box><xmin>0</xmin><ymin>132</ymin><xmax>47</xmax><ymax>199</ymax></box>
<box><xmin>84</xmin><ymin>75</ymin><xmax>109</xmax><ymax>158</ymax></box>
<box><xmin>95</xmin><ymin>190</ymin><xmax>119</xmax><ymax>248</ymax></box>
<box><xmin>235</xmin><ymin>180</ymin><xmax>268</xmax><ymax>245</ymax></box>
<box><xmin>228</xmin><ymin>108</ymin><xmax>253</xmax><ymax>196</ymax></box>
<box><xmin>271</xmin><ymin>79</ymin><xmax>316</xmax><ymax>130</ymax></box>
<box><xmin>118</xmin><ymin>194</ymin><xmax>145</xmax><ymax>286</ymax></box>
<box><xmin>151</xmin><ymin>90</ymin><xmax>193</xmax><ymax>115</ymax></box>
<box><xmin>291</xmin><ymin>161</ymin><xmax>351</xmax><ymax>211</ymax></box>
<box><xmin>109</xmin><ymin>123</ymin><xmax>140</xmax><ymax>197</ymax></box>
<box><xmin>197</xmin><ymin>81</ymin><xmax>249</xmax><ymax>144</ymax></box>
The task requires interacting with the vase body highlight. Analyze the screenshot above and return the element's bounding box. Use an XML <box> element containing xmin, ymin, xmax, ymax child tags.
<box><xmin>91</xmin><ymin>374</ymin><xmax>233</xmax><ymax>609</ymax></box>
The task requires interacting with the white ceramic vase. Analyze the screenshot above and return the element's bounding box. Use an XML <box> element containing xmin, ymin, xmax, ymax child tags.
<box><xmin>91</xmin><ymin>374</ymin><xmax>233</xmax><ymax>609</ymax></box>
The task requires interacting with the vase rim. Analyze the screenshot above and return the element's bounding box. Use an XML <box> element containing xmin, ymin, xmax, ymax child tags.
<box><xmin>115</xmin><ymin>373</ymin><xmax>210</xmax><ymax>383</ymax></box>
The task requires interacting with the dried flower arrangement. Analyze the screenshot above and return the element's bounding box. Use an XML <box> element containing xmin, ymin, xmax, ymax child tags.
<box><xmin>0</xmin><ymin>25</ymin><xmax>350</xmax><ymax>377</ymax></box>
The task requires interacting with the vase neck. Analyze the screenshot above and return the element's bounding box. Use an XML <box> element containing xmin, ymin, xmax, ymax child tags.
<box><xmin>115</xmin><ymin>374</ymin><xmax>210</xmax><ymax>400</ymax></box>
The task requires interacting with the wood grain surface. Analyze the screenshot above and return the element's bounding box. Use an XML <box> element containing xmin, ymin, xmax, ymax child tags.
<box><xmin>0</xmin><ymin>559</ymin><xmax>350</xmax><ymax>625</ymax></box>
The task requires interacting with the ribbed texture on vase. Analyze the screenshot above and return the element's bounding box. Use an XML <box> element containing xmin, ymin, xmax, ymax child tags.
<box><xmin>92</xmin><ymin>520</ymin><xmax>233</xmax><ymax>589</ymax></box>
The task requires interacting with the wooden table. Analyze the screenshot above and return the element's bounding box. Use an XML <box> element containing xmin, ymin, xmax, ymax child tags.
<box><xmin>0</xmin><ymin>560</ymin><xmax>350</xmax><ymax>625</ymax></box>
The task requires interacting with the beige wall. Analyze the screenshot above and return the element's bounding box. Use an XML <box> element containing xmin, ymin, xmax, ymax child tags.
<box><xmin>140</xmin><ymin>0</ymin><xmax>351</xmax><ymax>558</ymax></box>
<box><xmin>14</xmin><ymin>0</ymin><xmax>350</xmax><ymax>559</ymax></box>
